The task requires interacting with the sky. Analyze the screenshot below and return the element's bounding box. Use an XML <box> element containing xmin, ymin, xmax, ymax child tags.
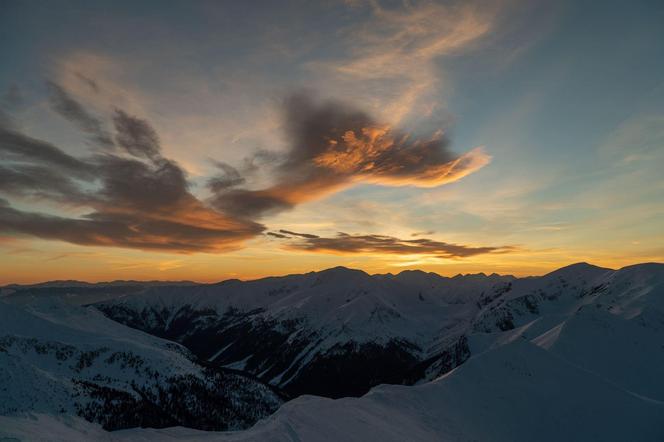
<box><xmin>1</xmin><ymin>0</ymin><xmax>663</xmax><ymax>283</ymax></box>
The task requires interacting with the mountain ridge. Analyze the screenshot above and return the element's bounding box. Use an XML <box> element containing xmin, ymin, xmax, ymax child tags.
<box><xmin>0</xmin><ymin>298</ymin><xmax>284</xmax><ymax>432</ymax></box>
<box><xmin>1</xmin><ymin>261</ymin><xmax>663</xmax><ymax>441</ymax></box>
<box><xmin>88</xmin><ymin>262</ymin><xmax>662</xmax><ymax>398</ymax></box>
<box><xmin>6</xmin><ymin>261</ymin><xmax>639</xmax><ymax>289</ymax></box>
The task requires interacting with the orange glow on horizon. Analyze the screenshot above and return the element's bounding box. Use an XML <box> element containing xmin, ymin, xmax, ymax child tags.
<box><xmin>1</xmin><ymin>236</ymin><xmax>661</xmax><ymax>285</ymax></box>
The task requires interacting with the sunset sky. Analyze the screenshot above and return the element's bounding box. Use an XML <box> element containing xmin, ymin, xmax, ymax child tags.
<box><xmin>1</xmin><ymin>0</ymin><xmax>663</xmax><ymax>283</ymax></box>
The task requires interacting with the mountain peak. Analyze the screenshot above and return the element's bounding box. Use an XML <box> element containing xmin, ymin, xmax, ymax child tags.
<box><xmin>316</xmin><ymin>266</ymin><xmax>369</xmax><ymax>277</ymax></box>
<box><xmin>544</xmin><ymin>262</ymin><xmax>613</xmax><ymax>280</ymax></box>
<box><xmin>617</xmin><ymin>262</ymin><xmax>664</xmax><ymax>272</ymax></box>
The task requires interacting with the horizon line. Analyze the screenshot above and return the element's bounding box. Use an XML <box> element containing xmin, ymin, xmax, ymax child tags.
<box><xmin>3</xmin><ymin>261</ymin><xmax>663</xmax><ymax>287</ymax></box>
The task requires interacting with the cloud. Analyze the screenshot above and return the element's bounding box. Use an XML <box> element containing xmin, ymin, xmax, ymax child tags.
<box><xmin>0</xmin><ymin>164</ymin><xmax>89</xmax><ymax>203</ymax></box>
<box><xmin>47</xmin><ymin>81</ymin><xmax>114</xmax><ymax>147</ymax></box>
<box><xmin>1</xmin><ymin>82</ymin><xmax>488</xmax><ymax>255</ymax></box>
<box><xmin>209</xmin><ymin>93</ymin><xmax>490</xmax><ymax>218</ymax></box>
<box><xmin>0</xmin><ymin>125</ymin><xmax>93</xmax><ymax>177</ymax></box>
<box><xmin>207</xmin><ymin>161</ymin><xmax>246</xmax><ymax>193</ymax></box>
<box><xmin>271</xmin><ymin>230</ymin><xmax>512</xmax><ymax>259</ymax></box>
<box><xmin>411</xmin><ymin>230</ymin><xmax>435</xmax><ymax>237</ymax></box>
<box><xmin>309</xmin><ymin>1</ymin><xmax>496</xmax><ymax>125</ymax></box>
<box><xmin>0</xmin><ymin>90</ymin><xmax>264</xmax><ymax>252</ymax></box>
<box><xmin>0</xmin><ymin>199</ymin><xmax>258</xmax><ymax>252</ymax></box>
<box><xmin>112</xmin><ymin>109</ymin><xmax>161</xmax><ymax>159</ymax></box>
<box><xmin>74</xmin><ymin>72</ymin><xmax>101</xmax><ymax>93</ymax></box>
<box><xmin>278</xmin><ymin>229</ymin><xmax>319</xmax><ymax>239</ymax></box>
<box><xmin>266</xmin><ymin>231</ymin><xmax>289</xmax><ymax>239</ymax></box>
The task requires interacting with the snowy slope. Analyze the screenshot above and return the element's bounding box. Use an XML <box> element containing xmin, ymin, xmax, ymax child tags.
<box><xmin>2</xmin><ymin>262</ymin><xmax>663</xmax><ymax>441</ymax></box>
<box><xmin>467</xmin><ymin>262</ymin><xmax>664</xmax><ymax>398</ymax></box>
<box><xmin>123</xmin><ymin>259</ymin><xmax>664</xmax><ymax>441</ymax></box>
<box><xmin>94</xmin><ymin>267</ymin><xmax>510</xmax><ymax>397</ymax></box>
<box><xmin>198</xmin><ymin>341</ymin><xmax>663</xmax><ymax>442</ymax></box>
<box><xmin>3</xmin><ymin>340</ymin><xmax>663</xmax><ymax>442</ymax></box>
<box><xmin>0</xmin><ymin>299</ymin><xmax>283</xmax><ymax>431</ymax></box>
<box><xmin>0</xmin><ymin>280</ymin><xmax>196</xmax><ymax>306</ymax></box>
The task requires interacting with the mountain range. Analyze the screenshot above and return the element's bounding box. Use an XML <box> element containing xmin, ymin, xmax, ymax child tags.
<box><xmin>1</xmin><ymin>262</ymin><xmax>663</xmax><ymax>441</ymax></box>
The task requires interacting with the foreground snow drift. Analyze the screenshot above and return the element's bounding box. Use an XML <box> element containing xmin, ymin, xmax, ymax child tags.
<box><xmin>3</xmin><ymin>339</ymin><xmax>663</xmax><ymax>441</ymax></box>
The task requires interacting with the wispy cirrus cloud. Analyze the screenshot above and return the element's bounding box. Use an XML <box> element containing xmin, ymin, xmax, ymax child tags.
<box><xmin>309</xmin><ymin>1</ymin><xmax>497</xmax><ymax>125</ymax></box>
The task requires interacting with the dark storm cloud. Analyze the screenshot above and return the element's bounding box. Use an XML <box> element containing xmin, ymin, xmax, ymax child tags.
<box><xmin>274</xmin><ymin>231</ymin><xmax>512</xmax><ymax>259</ymax></box>
<box><xmin>209</xmin><ymin>93</ymin><xmax>489</xmax><ymax>219</ymax></box>
<box><xmin>47</xmin><ymin>81</ymin><xmax>114</xmax><ymax>147</ymax></box>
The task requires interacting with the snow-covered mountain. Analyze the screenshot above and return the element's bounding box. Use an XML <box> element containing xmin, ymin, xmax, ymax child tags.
<box><xmin>0</xmin><ymin>298</ymin><xmax>283</xmax><ymax>432</ymax></box>
<box><xmin>472</xmin><ymin>262</ymin><xmax>664</xmax><ymax>402</ymax></box>
<box><xmin>1</xmin><ymin>262</ymin><xmax>663</xmax><ymax>441</ymax></box>
<box><xmin>93</xmin><ymin>267</ymin><xmax>512</xmax><ymax>397</ymax></box>
<box><xmin>0</xmin><ymin>280</ymin><xmax>196</xmax><ymax>306</ymax></box>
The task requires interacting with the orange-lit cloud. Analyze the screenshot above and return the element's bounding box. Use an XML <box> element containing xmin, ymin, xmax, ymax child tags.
<box><xmin>1</xmin><ymin>84</ymin><xmax>487</xmax><ymax>254</ymax></box>
<box><xmin>314</xmin><ymin>127</ymin><xmax>489</xmax><ymax>187</ymax></box>
<box><xmin>209</xmin><ymin>93</ymin><xmax>489</xmax><ymax>218</ymax></box>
